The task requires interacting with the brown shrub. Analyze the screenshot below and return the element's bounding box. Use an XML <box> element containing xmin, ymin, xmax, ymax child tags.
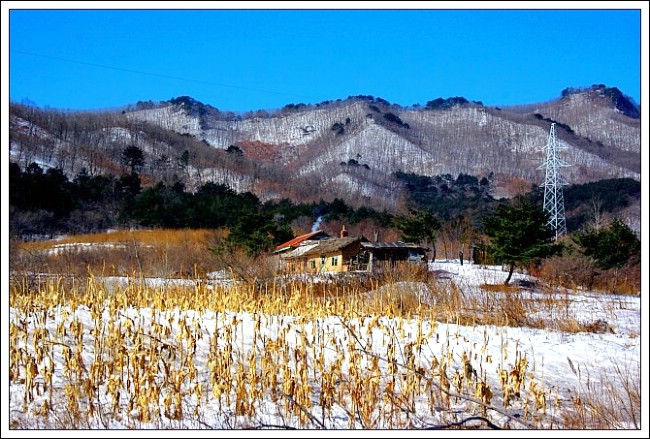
<box><xmin>539</xmin><ymin>252</ymin><xmax>640</xmax><ymax>296</ymax></box>
<box><xmin>592</xmin><ymin>259</ymin><xmax>641</xmax><ymax>295</ymax></box>
<box><xmin>538</xmin><ymin>254</ymin><xmax>596</xmax><ymax>290</ymax></box>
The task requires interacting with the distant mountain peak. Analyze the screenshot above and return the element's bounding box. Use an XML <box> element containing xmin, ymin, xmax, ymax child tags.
<box><xmin>425</xmin><ymin>96</ymin><xmax>484</xmax><ymax>110</ymax></box>
<box><xmin>561</xmin><ymin>85</ymin><xmax>639</xmax><ymax>119</ymax></box>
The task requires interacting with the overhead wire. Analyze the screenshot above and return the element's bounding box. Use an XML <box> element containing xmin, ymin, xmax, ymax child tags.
<box><xmin>10</xmin><ymin>49</ymin><xmax>320</xmax><ymax>102</ymax></box>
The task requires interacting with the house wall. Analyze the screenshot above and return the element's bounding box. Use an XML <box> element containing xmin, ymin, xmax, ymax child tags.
<box><xmin>282</xmin><ymin>241</ymin><xmax>361</xmax><ymax>274</ymax></box>
<box><xmin>285</xmin><ymin>249</ymin><xmax>359</xmax><ymax>274</ymax></box>
<box><xmin>282</xmin><ymin>255</ymin><xmax>342</xmax><ymax>274</ymax></box>
<box><xmin>305</xmin><ymin>251</ymin><xmax>346</xmax><ymax>273</ymax></box>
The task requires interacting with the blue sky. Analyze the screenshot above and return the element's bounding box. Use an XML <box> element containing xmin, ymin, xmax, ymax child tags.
<box><xmin>5</xmin><ymin>5</ymin><xmax>644</xmax><ymax>112</ymax></box>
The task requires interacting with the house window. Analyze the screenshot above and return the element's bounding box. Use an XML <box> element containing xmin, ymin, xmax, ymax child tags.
<box><xmin>331</xmin><ymin>256</ymin><xmax>338</xmax><ymax>266</ymax></box>
<box><xmin>310</xmin><ymin>260</ymin><xmax>316</xmax><ymax>269</ymax></box>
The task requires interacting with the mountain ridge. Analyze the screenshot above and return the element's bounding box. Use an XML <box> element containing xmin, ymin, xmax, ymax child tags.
<box><xmin>9</xmin><ymin>85</ymin><xmax>640</xmax><ymax>213</ymax></box>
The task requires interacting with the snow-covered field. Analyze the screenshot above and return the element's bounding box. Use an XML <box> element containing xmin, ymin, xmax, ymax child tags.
<box><xmin>5</xmin><ymin>261</ymin><xmax>643</xmax><ymax>434</ymax></box>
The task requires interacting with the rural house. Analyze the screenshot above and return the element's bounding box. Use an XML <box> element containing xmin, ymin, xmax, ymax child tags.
<box><xmin>276</xmin><ymin>226</ymin><xmax>429</xmax><ymax>274</ymax></box>
<box><xmin>280</xmin><ymin>235</ymin><xmax>363</xmax><ymax>274</ymax></box>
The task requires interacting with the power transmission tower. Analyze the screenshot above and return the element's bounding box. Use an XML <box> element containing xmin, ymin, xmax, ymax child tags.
<box><xmin>538</xmin><ymin>123</ymin><xmax>569</xmax><ymax>239</ymax></box>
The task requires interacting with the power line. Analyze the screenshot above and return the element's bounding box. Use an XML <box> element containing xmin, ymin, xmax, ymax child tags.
<box><xmin>10</xmin><ymin>49</ymin><xmax>314</xmax><ymax>100</ymax></box>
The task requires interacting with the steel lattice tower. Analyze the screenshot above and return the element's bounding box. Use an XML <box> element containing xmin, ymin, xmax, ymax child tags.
<box><xmin>538</xmin><ymin>123</ymin><xmax>569</xmax><ymax>239</ymax></box>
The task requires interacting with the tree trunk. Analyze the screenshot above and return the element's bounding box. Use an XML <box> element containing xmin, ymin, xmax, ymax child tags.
<box><xmin>504</xmin><ymin>263</ymin><xmax>515</xmax><ymax>285</ymax></box>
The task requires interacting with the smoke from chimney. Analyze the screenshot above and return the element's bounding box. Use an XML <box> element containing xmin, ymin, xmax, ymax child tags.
<box><xmin>311</xmin><ymin>216</ymin><xmax>323</xmax><ymax>232</ymax></box>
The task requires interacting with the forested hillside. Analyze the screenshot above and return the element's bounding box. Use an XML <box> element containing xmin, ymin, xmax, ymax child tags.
<box><xmin>9</xmin><ymin>85</ymin><xmax>640</xmax><ymax>242</ymax></box>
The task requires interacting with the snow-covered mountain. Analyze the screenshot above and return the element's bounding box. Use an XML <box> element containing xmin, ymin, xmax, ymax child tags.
<box><xmin>9</xmin><ymin>86</ymin><xmax>640</xmax><ymax>209</ymax></box>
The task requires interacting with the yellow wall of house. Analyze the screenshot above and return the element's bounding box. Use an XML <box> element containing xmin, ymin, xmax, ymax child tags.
<box><xmin>286</xmin><ymin>251</ymin><xmax>347</xmax><ymax>273</ymax></box>
<box><xmin>306</xmin><ymin>252</ymin><xmax>347</xmax><ymax>273</ymax></box>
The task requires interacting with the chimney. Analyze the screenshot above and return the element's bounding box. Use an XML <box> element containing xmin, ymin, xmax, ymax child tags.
<box><xmin>339</xmin><ymin>225</ymin><xmax>348</xmax><ymax>238</ymax></box>
<box><xmin>373</xmin><ymin>230</ymin><xmax>379</xmax><ymax>242</ymax></box>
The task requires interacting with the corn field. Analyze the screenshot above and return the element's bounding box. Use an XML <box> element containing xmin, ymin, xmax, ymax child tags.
<box><xmin>8</xmin><ymin>269</ymin><xmax>640</xmax><ymax>430</ymax></box>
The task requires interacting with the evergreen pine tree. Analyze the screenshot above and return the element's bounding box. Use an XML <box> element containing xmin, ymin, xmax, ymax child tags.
<box><xmin>574</xmin><ymin>219</ymin><xmax>640</xmax><ymax>270</ymax></box>
<box><xmin>483</xmin><ymin>199</ymin><xmax>561</xmax><ymax>285</ymax></box>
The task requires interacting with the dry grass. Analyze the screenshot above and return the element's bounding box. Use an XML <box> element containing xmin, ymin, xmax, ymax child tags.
<box><xmin>20</xmin><ymin>228</ymin><xmax>224</xmax><ymax>248</ymax></box>
<box><xmin>4</xmin><ymin>275</ymin><xmax>515</xmax><ymax>429</ymax></box>
<box><xmin>9</xmin><ymin>271</ymin><xmax>638</xmax><ymax>430</ymax></box>
<box><xmin>8</xmin><ymin>230</ymin><xmax>639</xmax><ymax>429</ymax></box>
<box><xmin>11</xmin><ymin>229</ymin><xmax>627</xmax><ymax>335</ymax></box>
<box><xmin>479</xmin><ymin>283</ymin><xmax>520</xmax><ymax>293</ymax></box>
<box><xmin>12</xmin><ymin>228</ymin><xmax>226</xmax><ymax>279</ymax></box>
<box><xmin>560</xmin><ymin>358</ymin><xmax>640</xmax><ymax>429</ymax></box>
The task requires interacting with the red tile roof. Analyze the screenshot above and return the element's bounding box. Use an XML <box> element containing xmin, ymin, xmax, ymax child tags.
<box><xmin>274</xmin><ymin>230</ymin><xmax>328</xmax><ymax>252</ymax></box>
